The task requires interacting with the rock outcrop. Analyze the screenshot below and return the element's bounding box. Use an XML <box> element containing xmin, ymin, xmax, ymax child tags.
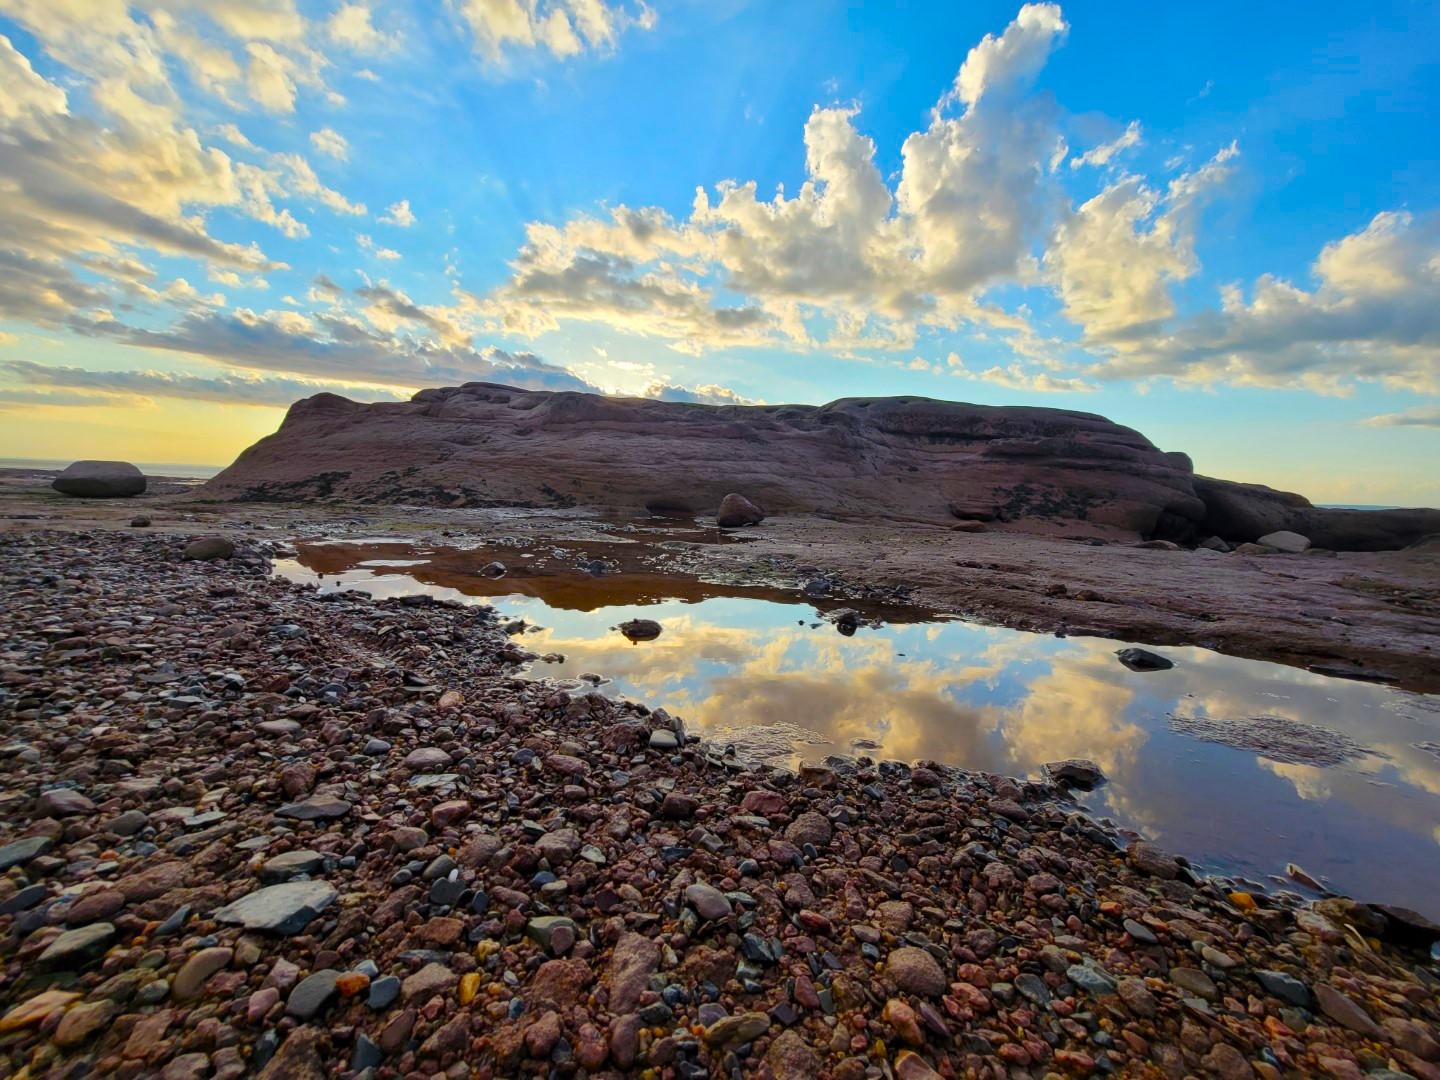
<box><xmin>202</xmin><ymin>384</ymin><xmax>1440</xmax><ymax>550</ymax></box>
<box><xmin>51</xmin><ymin>460</ymin><xmax>146</xmax><ymax>498</ymax></box>
<box><xmin>1194</xmin><ymin>477</ymin><xmax>1440</xmax><ymax>552</ymax></box>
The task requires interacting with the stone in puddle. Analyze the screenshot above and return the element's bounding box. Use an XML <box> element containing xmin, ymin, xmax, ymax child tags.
<box><xmin>1044</xmin><ymin>758</ymin><xmax>1106</xmax><ymax>787</ymax></box>
<box><xmin>685</xmin><ymin>883</ymin><xmax>733</xmax><ymax>921</ymax></box>
<box><xmin>214</xmin><ymin>881</ymin><xmax>338</xmax><ymax>935</ymax></box>
<box><xmin>1116</xmin><ymin>647</ymin><xmax>1173</xmax><ymax>672</ymax></box>
<box><xmin>274</xmin><ymin>795</ymin><xmax>350</xmax><ymax>821</ymax></box>
<box><xmin>618</xmin><ymin>619</ymin><xmax>662</xmax><ymax>641</ymax></box>
<box><xmin>39</xmin><ymin>923</ymin><xmax>115</xmax><ymax>968</ymax></box>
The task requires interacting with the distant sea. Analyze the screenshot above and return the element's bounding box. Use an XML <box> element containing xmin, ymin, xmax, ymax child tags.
<box><xmin>0</xmin><ymin>458</ymin><xmax>224</xmax><ymax>479</ymax></box>
<box><xmin>1317</xmin><ymin>503</ymin><xmax>1402</xmax><ymax>510</ymax></box>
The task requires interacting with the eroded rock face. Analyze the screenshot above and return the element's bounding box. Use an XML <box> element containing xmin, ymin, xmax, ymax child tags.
<box><xmin>203</xmin><ymin>386</ymin><xmax>1206</xmax><ymax>540</ymax></box>
<box><xmin>1195</xmin><ymin>476</ymin><xmax>1440</xmax><ymax>552</ymax></box>
<box><xmin>202</xmin><ymin>385</ymin><xmax>1439</xmax><ymax>549</ymax></box>
<box><xmin>51</xmin><ymin>460</ymin><xmax>146</xmax><ymax>498</ymax></box>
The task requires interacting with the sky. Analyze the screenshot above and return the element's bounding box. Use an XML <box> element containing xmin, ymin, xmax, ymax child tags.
<box><xmin>0</xmin><ymin>1</ymin><xmax>1437</xmax><ymax>505</ymax></box>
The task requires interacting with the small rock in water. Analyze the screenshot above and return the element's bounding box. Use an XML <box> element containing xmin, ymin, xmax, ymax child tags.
<box><xmin>1115</xmin><ymin>647</ymin><xmax>1173</xmax><ymax>672</ymax></box>
<box><xmin>618</xmin><ymin>618</ymin><xmax>662</xmax><ymax>641</ymax></box>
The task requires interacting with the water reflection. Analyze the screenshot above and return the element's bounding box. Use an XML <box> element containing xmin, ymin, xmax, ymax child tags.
<box><xmin>276</xmin><ymin>541</ymin><xmax>1440</xmax><ymax>920</ymax></box>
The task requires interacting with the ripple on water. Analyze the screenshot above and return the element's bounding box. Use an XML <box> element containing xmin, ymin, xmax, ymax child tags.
<box><xmin>1168</xmin><ymin>713</ymin><xmax>1377</xmax><ymax>768</ymax></box>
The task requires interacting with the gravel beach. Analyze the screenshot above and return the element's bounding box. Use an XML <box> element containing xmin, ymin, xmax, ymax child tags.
<box><xmin>2</xmin><ymin>528</ymin><xmax>1438</xmax><ymax>1080</ymax></box>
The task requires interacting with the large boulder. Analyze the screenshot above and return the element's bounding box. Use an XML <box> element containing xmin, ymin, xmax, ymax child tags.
<box><xmin>51</xmin><ymin>460</ymin><xmax>146</xmax><ymax>498</ymax></box>
<box><xmin>716</xmin><ymin>493</ymin><xmax>764</xmax><ymax>527</ymax></box>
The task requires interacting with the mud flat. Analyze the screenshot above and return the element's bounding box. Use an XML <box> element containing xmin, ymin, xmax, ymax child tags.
<box><xmin>2</xmin><ymin>527</ymin><xmax>1439</xmax><ymax>1080</ymax></box>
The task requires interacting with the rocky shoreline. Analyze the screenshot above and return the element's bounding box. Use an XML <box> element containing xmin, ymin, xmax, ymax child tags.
<box><xmin>2</xmin><ymin>529</ymin><xmax>1438</xmax><ymax>1080</ymax></box>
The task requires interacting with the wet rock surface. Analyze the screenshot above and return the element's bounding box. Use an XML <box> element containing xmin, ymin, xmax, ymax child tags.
<box><xmin>1</xmin><ymin>528</ymin><xmax>1438</xmax><ymax>1079</ymax></box>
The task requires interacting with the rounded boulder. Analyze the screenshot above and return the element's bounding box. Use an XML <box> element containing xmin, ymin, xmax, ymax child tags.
<box><xmin>51</xmin><ymin>460</ymin><xmax>146</xmax><ymax>498</ymax></box>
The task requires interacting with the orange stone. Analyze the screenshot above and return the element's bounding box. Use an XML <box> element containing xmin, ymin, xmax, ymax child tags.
<box><xmin>335</xmin><ymin>972</ymin><xmax>371</xmax><ymax>997</ymax></box>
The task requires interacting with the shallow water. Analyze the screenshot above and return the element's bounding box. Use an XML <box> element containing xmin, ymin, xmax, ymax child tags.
<box><xmin>275</xmin><ymin>536</ymin><xmax>1440</xmax><ymax>920</ymax></box>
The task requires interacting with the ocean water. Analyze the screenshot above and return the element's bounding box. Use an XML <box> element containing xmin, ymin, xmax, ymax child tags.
<box><xmin>0</xmin><ymin>458</ymin><xmax>224</xmax><ymax>479</ymax></box>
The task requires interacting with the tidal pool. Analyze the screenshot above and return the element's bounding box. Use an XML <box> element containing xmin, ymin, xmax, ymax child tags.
<box><xmin>275</xmin><ymin>536</ymin><xmax>1440</xmax><ymax>920</ymax></box>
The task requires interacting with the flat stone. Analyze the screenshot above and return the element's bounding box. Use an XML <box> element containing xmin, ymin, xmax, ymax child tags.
<box><xmin>0</xmin><ymin>836</ymin><xmax>52</xmax><ymax>871</ymax></box>
<box><xmin>704</xmin><ymin>1011</ymin><xmax>771</xmax><ymax>1046</ymax></box>
<box><xmin>1314</xmin><ymin>983</ymin><xmax>1382</xmax><ymax>1036</ymax></box>
<box><xmin>1169</xmin><ymin>967</ymin><xmax>1217</xmax><ymax>1000</ymax></box>
<box><xmin>37</xmin><ymin>788</ymin><xmax>95</xmax><ymax>817</ymax></box>
<box><xmin>214</xmin><ymin>881</ymin><xmax>338</xmax><ymax>935</ymax></box>
<box><xmin>261</xmin><ymin>850</ymin><xmax>325</xmax><ymax>881</ymax></box>
<box><xmin>1066</xmin><ymin>964</ymin><xmax>1116</xmax><ymax>995</ymax></box>
<box><xmin>368</xmin><ymin>975</ymin><xmax>401</xmax><ymax>1010</ymax></box>
<box><xmin>649</xmin><ymin>729</ymin><xmax>679</xmax><ymax>750</ymax></box>
<box><xmin>173</xmin><ymin>947</ymin><xmax>233</xmax><ymax>1002</ymax></box>
<box><xmin>39</xmin><ymin>923</ymin><xmax>115</xmax><ymax>967</ymax></box>
<box><xmin>1255</xmin><ymin>970</ymin><xmax>1311</xmax><ymax>1008</ymax></box>
<box><xmin>685</xmin><ymin>882</ymin><xmax>733</xmax><ymax>921</ymax></box>
<box><xmin>401</xmin><ymin>963</ymin><xmax>457</xmax><ymax>1002</ymax></box>
<box><xmin>274</xmin><ymin>795</ymin><xmax>351</xmax><ymax>821</ymax></box>
<box><xmin>286</xmin><ymin>969</ymin><xmax>340</xmax><ymax>1020</ymax></box>
<box><xmin>1258</xmin><ymin>530</ymin><xmax>1311</xmax><ymax>553</ymax></box>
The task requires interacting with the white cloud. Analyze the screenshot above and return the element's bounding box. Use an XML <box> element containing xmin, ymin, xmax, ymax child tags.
<box><xmin>478</xmin><ymin>3</ymin><xmax>1079</xmax><ymax>363</ymax></box>
<box><xmin>453</xmin><ymin>0</ymin><xmax>656</xmax><ymax>63</ymax></box>
<box><xmin>948</xmin><ymin>353</ymin><xmax>1095</xmax><ymax>393</ymax></box>
<box><xmin>358</xmin><ymin>234</ymin><xmax>402</xmax><ymax>260</ymax></box>
<box><xmin>380</xmin><ymin>199</ymin><xmax>416</xmax><ymax>227</ymax></box>
<box><xmin>326</xmin><ymin>3</ymin><xmax>400</xmax><ymax>54</ymax></box>
<box><xmin>1092</xmin><ymin>211</ymin><xmax>1440</xmax><ymax>394</ymax></box>
<box><xmin>309</xmin><ymin>127</ymin><xmax>349</xmax><ymax>160</ymax></box>
<box><xmin>1070</xmin><ymin>120</ymin><xmax>1142</xmax><ymax>169</ymax></box>
<box><xmin>1362</xmin><ymin>407</ymin><xmax>1440</xmax><ymax>429</ymax></box>
<box><xmin>638</xmin><ymin>380</ymin><xmax>757</xmax><ymax>405</ymax></box>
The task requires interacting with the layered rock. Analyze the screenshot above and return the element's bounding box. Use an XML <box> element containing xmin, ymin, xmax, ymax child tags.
<box><xmin>204</xmin><ymin>385</ymin><xmax>1205</xmax><ymax>539</ymax></box>
<box><xmin>202</xmin><ymin>384</ymin><xmax>1440</xmax><ymax>549</ymax></box>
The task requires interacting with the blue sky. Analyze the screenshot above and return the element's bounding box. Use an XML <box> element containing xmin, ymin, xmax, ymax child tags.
<box><xmin>0</xmin><ymin>0</ymin><xmax>1437</xmax><ymax>503</ymax></box>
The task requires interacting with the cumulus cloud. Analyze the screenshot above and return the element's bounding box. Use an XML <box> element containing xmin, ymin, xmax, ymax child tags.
<box><xmin>381</xmin><ymin>199</ymin><xmax>416</xmax><ymax>227</ymax></box>
<box><xmin>1</xmin><ymin>358</ymin><xmax>410</xmax><ymax>408</ymax></box>
<box><xmin>1092</xmin><ymin>211</ymin><xmax>1440</xmax><ymax>393</ymax></box>
<box><xmin>477</xmin><ymin>4</ymin><xmax>1085</xmax><ymax>365</ymax></box>
<box><xmin>454</xmin><ymin>0</ymin><xmax>656</xmax><ymax>63</ymax></box>
<box><xmin>474</xmin><ymin>3</ymin><xmax>1438</xmax><ymax>400</ymax></box>
<box><xmin>638</xmin><ymin>380</ymin><xmax>757</xmax><ymax>405</ymax></box>
<box><xmin>326</xmin><ymin>3</ymin><xmax>401</xmax><ymax>54</ymax></box>
<box><xmin>309</xmin><ymin>127</ymin><xmax>349</xmax><ymax>160</ymax></box>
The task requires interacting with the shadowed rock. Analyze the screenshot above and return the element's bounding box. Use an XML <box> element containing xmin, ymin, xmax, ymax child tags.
<box><xmin>52</xmin><ymin>461</ymin><xmax>146</xmax><ymax>498</ymax></box>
